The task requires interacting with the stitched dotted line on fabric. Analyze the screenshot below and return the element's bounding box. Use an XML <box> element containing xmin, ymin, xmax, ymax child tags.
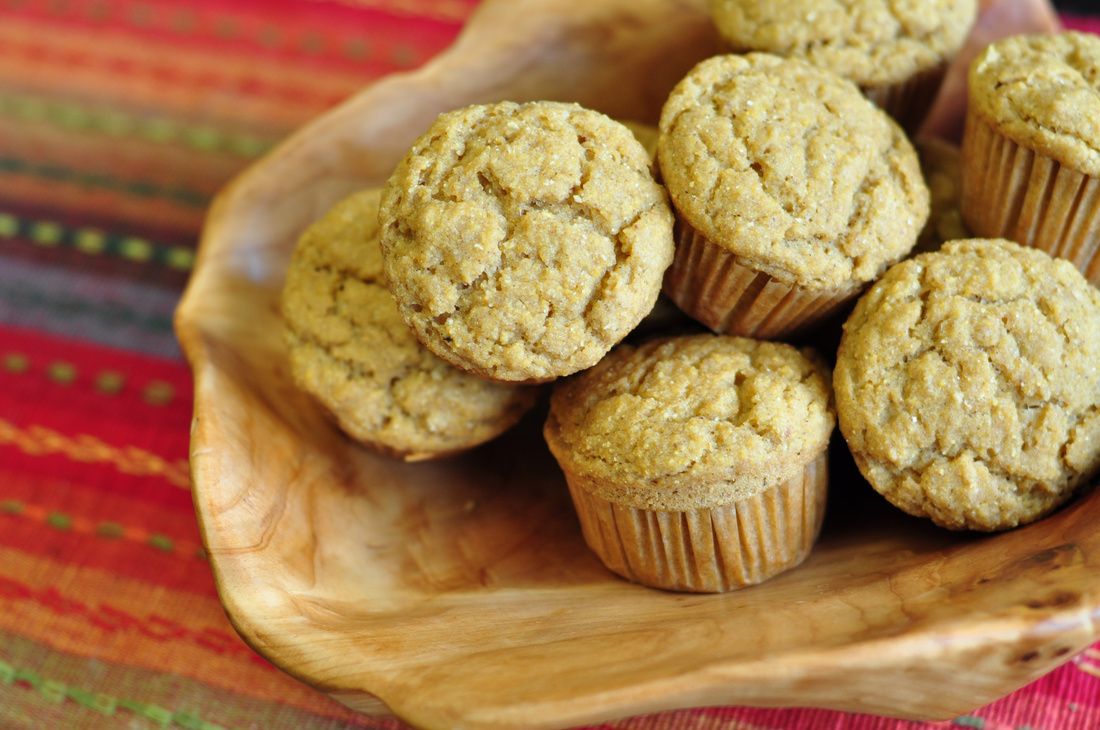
<box><xmin>0</xmin><ymin>499</ymin><xmax>206</xmax><ymax>561</ymax></box>
<box><xmin>1</xmin><ymin>350</ymin><xmax>178</xmax><ymax>404</ymax></box>
<box><xmin>0</xmin><ymin>210</ymin><xmax>195</xmax><ymax>271</ymax></box>
<box><xmin>0</xmin><ymin>156</ymin><xmax>209</xmax><ymax>208</ymax></box>
<box><xmin>0</xmin><ymin>418</ymin><xmax>191</xmax><ymax>489</ymax></box>
<box><xmin>0</xmin><ymin>658</ymin><xmax>228</xmax><ymax>729</ymax></box>
<box><xmin>0</xmin><ymin>91</ymin><xmax>274</xmax><ymax>159</ymax></box>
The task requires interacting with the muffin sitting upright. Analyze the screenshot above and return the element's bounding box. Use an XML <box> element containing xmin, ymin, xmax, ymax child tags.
<box><xmin>961</xmin><ymin>32</ymin><xmax>1100</xmax><ymax>286</ymax></box>
<box><xmin>545</xmin><ymin>334</ymin><xmax>835</xmax><ymax>593</ymax></box>
<box><xmin>380</xmin><ymin>101</ymin><xmax>675</xmax><ymax>383</ymax></box>
<box><xmin>708</xmin><ymin>0</ymin><xmax>977</xmax><ymax>131</ymax></box>
<box><xmin>282</xmin><ymin>189</ymin><xmax>539</xmax><ymax>461</ymax></box>
<box><xmin>835</xmin><ymin>239</ymin><xmax>1100</xmax><ymax>531</ymax></box>
<box><xmin>658</xmin><ymin>54</ymin><xmax>929</xmax><ymax>339</ymax></box>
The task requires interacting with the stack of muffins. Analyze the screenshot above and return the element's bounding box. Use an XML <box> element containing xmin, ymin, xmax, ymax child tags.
<box><xmin>280</xmin><ymin>1</ymin><xmax>1100</xmax><ymax>594</ymax></box>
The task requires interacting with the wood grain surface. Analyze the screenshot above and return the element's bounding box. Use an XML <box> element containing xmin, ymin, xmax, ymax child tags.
<box><xmin>175</xmin><ymin>1</ymin><xmax>1100</xmax><ymax>728</ymax></box>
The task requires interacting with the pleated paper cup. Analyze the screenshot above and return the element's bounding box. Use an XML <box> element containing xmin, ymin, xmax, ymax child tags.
<box><xmin>563</xmin><ymin>453</ymin><xmax>828</xmax><ymax>594</ymax></box>
<box><xmin>961</xmin><ymin>111</ymin><xmax>1100</xmax><ymax>286</ymax></box>
<box><xmin>663</xmin><ymin>219</ymin><xmax>859</xmax><ymax>339</ymax></box>
<box><xmin>863</xmin><ymin>62</ymin><xmax>949</xmax><ymax>135</ymax></box>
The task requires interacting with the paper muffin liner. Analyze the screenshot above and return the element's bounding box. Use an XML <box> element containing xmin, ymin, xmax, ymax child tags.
<box><xmin>663</xmin><ymin>219</ymin><xmax>857</xmax><ymax>339</ymax></box>
<box><xmin>564</xmin><ymin>453</ymin><xmax>828</xmax><ymax>593</ymax></box>
<box><xmin>862</xmin><ymin>62</ymin><xmax>949</xmax><ymax>134</ymax></box>
<box><xmin>961</xmin><ymin>112</ymin><xmax>1100</xmax><ymax>286</ymax></box>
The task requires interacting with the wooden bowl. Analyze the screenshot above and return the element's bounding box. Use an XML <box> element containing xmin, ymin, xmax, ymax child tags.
<box><xmin>175</xmin><ymin>1</ymin><xmax>1100</xmax><ymax>728</ymax></box>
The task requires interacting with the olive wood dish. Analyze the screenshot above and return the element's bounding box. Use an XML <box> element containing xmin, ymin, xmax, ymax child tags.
<box><xmin>175</xmin><ymin>0</ymin><xmax>1100</xmax><ymax>728</ymax></box>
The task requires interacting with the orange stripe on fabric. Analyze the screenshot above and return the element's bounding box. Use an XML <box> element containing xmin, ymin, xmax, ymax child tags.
<box><xmin>6</xmin><ymin>0</ymin><xmax>452</xmax><ymax>76</ymax></box>
<box><xmin>0</xmin><ymin>418</ymin><xmax>191</xmax><ymax>489</ymax></box>
<box><xmin>0</xmin><ymin>116</ymin><xmax>240</xmax><ymax>201</ymax></box>
<box><xmin>0</xmin><ymin>17</ymin><xmax>383</xmax><ymax>108</ymax></box>
<box><xmin>0</xmin><ymin>175</ymin><xmax>204</xmax><ymax>240</ymax></box>
<box><xmin>0</xmin><ymin>64</ymin><xmax>322</xmax><ymax>136</ymax></box>
<box><xmin>0</xmin><ymin>548</ymin><xmax>366</xmax><ymax>721</ymax></box>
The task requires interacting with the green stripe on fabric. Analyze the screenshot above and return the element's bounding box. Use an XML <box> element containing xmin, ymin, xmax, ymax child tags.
<box><xmin>0</xmin><ymin>658</ymin><xmax>226</xmax><ymax>729</ymax></box>
<box><xmin>0</xmin><ymin>156</ymin><xmax>209</xmax><ymax>208</ymax></box>
<box><xmin>0</xmin><ymin>91</ymin><xmax>275</xmax><ymax>159</ymax></box>
<box><xmin>0</xmin><ymin>631</ymin><xmax>378</xmax><ymax>729</ymax></box>
<box><xmin>0</xmin><ymin>210</ymin><xmax>195</xmax><ymax>271</ymax></box>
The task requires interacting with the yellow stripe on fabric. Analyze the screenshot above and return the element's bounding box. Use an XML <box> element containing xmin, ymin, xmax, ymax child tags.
<box><xmin>0</xmin><ymin>418</ymin><xmax>191</xmax><ymax>489</ymax></box>
<box><xmin>0</xmin><ymin>209</ymin><xmax>195</xmax><ymax>271</ymax></box>
<box><xmin>0</xmin><ymin>658</ymin><xmax>226</xmax><ymax>730</ymax></box>
<box><xmin>0</xmin><ymin>91</ymin><xmax>274</xmax><ymax>159</ymax></box>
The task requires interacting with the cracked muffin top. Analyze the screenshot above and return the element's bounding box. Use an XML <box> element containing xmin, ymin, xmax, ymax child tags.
<box><xmin>379</xmin><ymin>101</ymin><xmax>675</xmax><ymax>383</ymax></box>
<box><xmin>281</xmin><ymin>189</ymin><xmax>538</xmax><ymax>460</ymax></box>
<box><xmin>657</xmin><ymin>54</ymin><xmax>928</xmax><ymax>291</ymax></box>
<box><xmin>708</xmin><ymin>0</ymin><xmax>977</xmax><ymax>88</ymax></box>
<box><xmin>545</xmin><ymin>334</ymin><xmax>834</xmax><ymax>510</ymax></box>
<box><xmin>970</xmin><ymin>32</ymin><xmax>1100</xmax><ymax>176</ymax></box>
<box><xmin>835</xmin><ymin>239</ymin><xmax>1100</xmax><ymax>531</ymax></box>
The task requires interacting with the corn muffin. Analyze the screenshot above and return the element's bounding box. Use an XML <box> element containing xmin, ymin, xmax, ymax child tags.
<box><xmin>961</xmin><ymin>32</ymin><xmax>1100</xmax><ymax>286</ymax></box>
<box><xmin>708</xmin><ymin>0</ymin><xmax>977</xmax><ymax>130</ymax></box>
<box><xmin>835</xmin><ymin>238</ymin><xmax>1100</xmax><ymax>531</ymax></box>
<box><xmin>282</xmin><ymin>189</ymin><xmax>539</xmax><ymax>461</ymax></box>
<box><xmin>380</xmin><ymin>101</ymin><xmax>675</xmax><ymax>383</ymax></box>
<box><xmin>658</xmin><ymin>54</ymin><xmax>928</xmax><ymax>339</ymax></box>
<box><xmin>545</xmin><ymin>334</ymin><xmax>834</xmax><ymax>592</ymax></box>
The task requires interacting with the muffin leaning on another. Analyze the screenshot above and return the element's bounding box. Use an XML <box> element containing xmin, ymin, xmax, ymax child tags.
<box><xmin>961</xmin><ymin>32</ymin><xmax>1100</xmax><ymax>286</ymax></box>
<box><xmin>380</xmin><ymin>101</ymin><xmax>675</xmax><ymax>384</ymax></box>
<box><xmin>658</xmin><ymin>53</ymin><xmax>929</xmax><ymax>339</ymax></box>
<box><xmin>545</xmin><ymin>334</ymin><xmax>835</xmax><ymax>593</ymax></box>
<box><xmin>835</xmin><ymin>238</ymin><xmax>1100</xmax><ymax>531</ymax></box>
<box><xmin>281</xmin><ymin>189</ymin><xmax>539</xmax><ymax>462</ymax></box>
<box><xmin>707</xmin><ymin>0</ymin><xmax>977</xmax><ymax>131</ymax></box>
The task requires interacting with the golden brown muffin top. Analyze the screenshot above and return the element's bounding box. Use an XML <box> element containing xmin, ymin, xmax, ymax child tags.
<box><xmin>281</xmin><ymin>189</ymin><xmax>538</xmax><ymax>460</ymax></box>
<box><xmin>380</xmin><ymin>101</ymin><xmax>675</xmax><ymax>383</ymax></box>
<box><xmin>709</xmin><ymin>0</ymin><xmax>977</xmax><ymax>88</ymax></box>
<box><xmin>545</xmin><ymin>334</ymin><xmax>834</xmax><ymax>510</ymax></box>
<box><xmin>970</xmin><ymin>32</ymin><xmax>1100</xmax><ymax>177</ymax></box>
<box><xmin>657</xmin><ymin>54</ymin><xmax>928</xmax><ymax>290</ymax></box>
<box><xmin>835</xmin><ymin>238</ymin><xmax>1100</xmax><ymax>531</ymax></box>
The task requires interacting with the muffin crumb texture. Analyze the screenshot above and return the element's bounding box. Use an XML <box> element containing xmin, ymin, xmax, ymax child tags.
<box><xmin>835</xmin><ymin>239</ymin><xmax>1100</xmax><ymax>530</ymax></box>
<box><xmin>970</xmin><ymin>32</ymin><xmax>1100</xmax><ymax>176</ymax></box>
<box><xmin>381</xmin><ymin>101</ymin><xmax>674</xmax><ymax>382</ymax></box>
<box><xmin>282</xmin><ymin>189</ymin><xmax>537</xmax><ymax>459</ymax></box>
<box><xmin>548</xmin><ymin>335</ymin><xmax>834</xmax><ymax>510</ymax></box>
<box><xmin>708</xmin><ymin>0</ymin><xmax>977</xmax><ymax>87</ymax></box>
<box><xmin>658</xmin><ymin>54</ymin><xmax>928</xmax><ymax>290</ymax></box>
